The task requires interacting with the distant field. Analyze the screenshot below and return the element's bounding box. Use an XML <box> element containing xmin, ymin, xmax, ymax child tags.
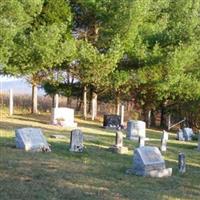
<box><xmin>0</xmin><ymin>112</ymin><xmax>200</xmax><ymax>200</ymax></box>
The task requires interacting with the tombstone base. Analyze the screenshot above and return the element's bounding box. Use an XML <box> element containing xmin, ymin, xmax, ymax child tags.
<box><xmin>69</xmin><ymin>145</ymin><xmax>84</xmax><ymax>152</ymax></box>
<box><xmin>148</xmin><ymin>168</ymin><xmax>172</xmax><ymax>178</ymax></box>
<box><xmin>50</xmin><ymin>134</ymin><xmax>66</xmax><ymax>139</ymax></box>
<box><xmin>109</xmin><ymin>145</ymin><xmax>128</xmax><ymax>154</ymax></box>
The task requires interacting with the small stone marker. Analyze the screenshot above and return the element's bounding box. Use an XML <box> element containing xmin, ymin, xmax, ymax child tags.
<box><xmin>110</xmin><ymin>131</ymin><xmax>128</xmax><ymax>154</ymax></box>
<box><xmin>127</xmin><ymin>120</ymin><xmax>146</xmax><ymax>140</ymax></box>
<box><xmin>138</xmin><ymin>136</ymin><xmax>145</xmax><ymax>147</ymax></box>
<box><xmin>103</xmin><ymin>115</ymin><xmax>121</xmax><ymax>129</ymax></box>
<box><xmin>178</xmin><ymin>152</ymin><xmax>186</xmax><ymax>174</ymax></box>
<box><xmin>160</xmin><ymin>130</ymin><xmax>168</xmax><ymax>152</ymax></box>
<box><xmin>132</xmin><ymin>146</ymin><xmax>172</xmax><ymax>177</ymax></box>
<box><xmin>69</xmin><ymin>129</ymin><xmax>84</xmax><ymax>152</ymax></box>
<box><xmin>198</xmin><ymin>134</ymin><xmax>200</xmax><ymax>151</ymax></box>
<box><xmin>15</xmin><ymin>128</ymin><xmax>51</xmax><ymax>152</ymax></box>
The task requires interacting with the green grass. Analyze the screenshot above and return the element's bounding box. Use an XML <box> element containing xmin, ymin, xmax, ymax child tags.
<box><xmin>0</xmin><ymin>112</ymin><xmax>200</xmax><ymax>200</ymax></box>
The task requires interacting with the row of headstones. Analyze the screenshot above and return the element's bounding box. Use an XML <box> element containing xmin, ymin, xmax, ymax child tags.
<box><xmin>15</xmin><ymin>128</ymin><xmax>83</xmax><ymax>152</ymax></box>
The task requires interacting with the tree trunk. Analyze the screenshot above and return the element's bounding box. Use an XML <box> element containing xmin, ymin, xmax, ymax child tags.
<box><xmin>91</xmin><ymin>91</ymin><xmax>97</xmax><ymax>120</ymax></box>
<box><xmin>52</xmin><ymin>94</ymin><xmax>59</xmax><ymax>108</ymax></box>
<box><xmin>31</xmin><ymin>83</ymin><xmax>38</xmax><ymax>114</ymax></box>
<box><xmin>115</xmin><ymin>92</ymin><xmax>120</xmax><ymax>115</ymax></box>
<box><xmin>147</xmin><ymin>110</ymin><xmax>151</xmax><ymax>128</ymax></box>
<box><xmin>83</xmin><ymin>85</ymin><xmax>87</xmax><ymax>119</ymax></box>
<box><xmin>151</xmin><ymin>110</ymin><xmax>156</xmax><ymax>127</ymax></box>
<box><xmin>160</xmin><ymin>105</ymin><xmax>165</xmax><ymax>128</ymax></box>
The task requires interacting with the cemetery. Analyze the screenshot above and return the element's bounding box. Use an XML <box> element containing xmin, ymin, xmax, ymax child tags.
<box><xmin>1</xmin><ymin>1</ymin><xmax>200</xmax><ymax>199</ymax></box>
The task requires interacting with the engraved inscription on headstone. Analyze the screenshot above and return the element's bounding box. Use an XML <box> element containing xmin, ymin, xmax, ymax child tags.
<box><xmin>178</xmin><ymin>152</ymin><xmax>186</xmax><ymax>174</ymax></box>
<box><xmin>127</xmin><ymin>120</ymin><xmax>146</xmax><ymax>140</ymax></box>
<box><xmin>69</xmin><ymin>129</ymin><xmax>84</xmax><ymax>152</ymax></box>
<box><xmin>132</xmin><ymin>146</ymin><xmax>172</xmax><ymax>177</ymax></box>
<box><xmin>15</xmin><ymin>128</ymin><xmax>51</xmax><ymax>152</ymax></box>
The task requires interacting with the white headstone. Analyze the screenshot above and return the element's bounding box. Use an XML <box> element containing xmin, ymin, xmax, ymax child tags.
<box><xmin>15</xmin><ymin>128</ymin><xmax>51</xmax><ymax>152</ymax></box>
<box><xmin>160</xmin><ymin>130</ymin><xmax>168</xmax><ymax>152</ymax></box>
<box><xmin>133</xmin><ymin>146</ymin><xmax>172</xmax><ymax>177</ymax></box>
<box><xmin>127</xmin><ymin>120</ymin><xmax>146</xmax><ymax>140</ymax></box>
<box><xmin>51</xmin><ymin>107</ymin><xmax>77</xmax><ymax>127</ymax></box>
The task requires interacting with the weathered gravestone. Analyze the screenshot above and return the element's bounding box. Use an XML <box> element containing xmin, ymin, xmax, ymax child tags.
<box><xmin>103</xmin><ymin>115</ymin><xmax>121</xmax><ymax>129</ymax></box>
<box><xmin>51</xmin><ymin>107</ymin><xmax>77</xmax><ymax>127</ymax></box>
<box><xmin>160</xmin><ymin>130</ymin><xmax>169</xmax><ymax>152</ymax></box>
<box><xmin>15</xmin><ymin>128</ymin><xmax>51</xmax><ymax>152</ymax></box>
<box><xmin>109</xmin><ymin>131</ymin><xmax>128</xmax><ymax>154</ymax></box>
<box><xmin>133</xmin><ymin>146</ymin><xmax>172</xmax><ymax>177</ymax></box>
<box><xmin>177</xmin><ymin>128</ymin><xmax>194</xmax><ymax>141</ymax></box>
<box><xmin>178</xmin><ymin>152</ymin><xmax>186</xmax><ymax>174</ymax></box>
<box><xmin>69</xmin><ymin>129</ymin><xmax>84</xmax><ymax>152</ymax></box>
<box><xmin>127</xmin><ymin>120</ymin><xmax>146</xmax><ymax>140</ymax></box>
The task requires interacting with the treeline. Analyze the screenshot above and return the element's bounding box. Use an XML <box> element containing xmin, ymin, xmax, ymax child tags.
<box><xmin>1</xmin><ymin>0</ymin><xmax>200</xmax><ymax>128</ymax></box>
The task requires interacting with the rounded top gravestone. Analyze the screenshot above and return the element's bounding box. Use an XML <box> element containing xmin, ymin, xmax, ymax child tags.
<box><xmin>127</xmin><ymin>120</ymin><xmax>146</xmax><ymax>140</ymax></box>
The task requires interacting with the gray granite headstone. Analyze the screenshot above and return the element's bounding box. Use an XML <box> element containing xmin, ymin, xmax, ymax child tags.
<box><xmin>127</xmin><ymin>120</ymin><xmax>146</xmax><ymax>140</ymax></box>
<box><xmin>182</xmin><ymin>128</ymin><xmax>194</xmax><ymax>141</ymax></box>
<box><xmin>133</xmin><ymin>146</ymin><xmax>167</xmax><ymax>176</ymax></box>
<box><xmin>109</xmin><ymin>131</ymin><xmax>128</xmax><ymax>154</ymax></box>
<box><xmin>15</xmin><ymin>128</ymin><xmax>51</xmax><ymax>152</ymax></box>
<box><xmin>177</xmin><ymin>128</ymin><xmax>194</xmax><ymax>141</ymax></box>
<box><xmin>160</xmin><ymin>130</ymin><xmax>168</xmax><ymax>152</ymax></box>
<box><xmin>178</xmin><ymin>152</ymin><xmax>186</xmax><ymax>173</ymax></box>
<box><xmin>69</xmin><ymin>129</ymin><xmax>84</xmax><ymax>152</ymax></box>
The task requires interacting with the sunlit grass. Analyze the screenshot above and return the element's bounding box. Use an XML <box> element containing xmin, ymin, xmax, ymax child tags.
<box><xmin>0</xmin><ymin>112</ymin><xmax>200</xmax><ymax>200</ymax></box>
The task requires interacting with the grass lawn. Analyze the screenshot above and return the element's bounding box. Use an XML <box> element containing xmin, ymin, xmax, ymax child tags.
<box><xmin>0</xmin><ymin>111</ymin><xmax>200</xmax><ymax>200</ymax></box>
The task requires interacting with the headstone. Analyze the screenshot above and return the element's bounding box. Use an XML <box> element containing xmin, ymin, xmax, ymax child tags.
<box><xmin>103</xmin><ymin>115</ymin><xmax>121</xmax><ymax>129</ymax></box>
<box><xmin>182</xmin><ymin>128</ymin><xmax>194</xmax><ymax>141</ymax></box>
<box><xmin>160</xmin><ymin>130</ymin><xmax>168</xmax><ymax>152</ymax></box>
<box><xmin>176</xmin><ymin>129</ymin><xmax>185</xmax><ymax>141</ymax></box>
<box><xmin>127</xmin><ymin>120</ymin><xmax>146</xmax><ymax>140</ymax></box>
<box><xmin>138</xmin><ymin>136</ymin><xmax>145</xmax><ymax>147</ymax></box>
<box><xmin>15</xmin><ymin>128</ymin><xmax>51</xmax><ymax>152</ymax></box>
<box><xmin>69</xmin><ymin>129</ymin><xmax>84</xmax><ymax>152</ymax></box>
<box><xmin>51</xmin><ymin>107</ymin><xmax>77</xmax><ymax>127</ymax></box>
<box><xmin>178</xmin><ymin>152</ymin><xmax>186</xmax><ymax>174</ymax></box>
<box><xmin>109</xmin><ymin>131</ymin><xmax>128</xmax><ymax>154</ymax></box>
<box><xmin>198</xmin><ymin>134</ymin><xmax>200</xmax><ymax>151</ymax></box>
<box><xmin>133</xmin><ymin>146</ymin><xmax>172</xmax><ymax>177</ymax></box>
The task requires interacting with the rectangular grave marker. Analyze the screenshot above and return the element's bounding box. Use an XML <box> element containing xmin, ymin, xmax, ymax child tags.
<box><xmin>133</xmin><ymin>146</ymin><xmax>172</xmax><ymax>177</ymax></box>
<box><xmin>15</xmin><ymin>128</ymin><xmax>51</xmax><ymax>152</ymax></box>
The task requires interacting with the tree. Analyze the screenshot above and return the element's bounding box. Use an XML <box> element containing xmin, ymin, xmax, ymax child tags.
<box><xmin>4</xmin><ymin>0</ymin><xmax>76</xmax><ymax>113</ymax></box>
